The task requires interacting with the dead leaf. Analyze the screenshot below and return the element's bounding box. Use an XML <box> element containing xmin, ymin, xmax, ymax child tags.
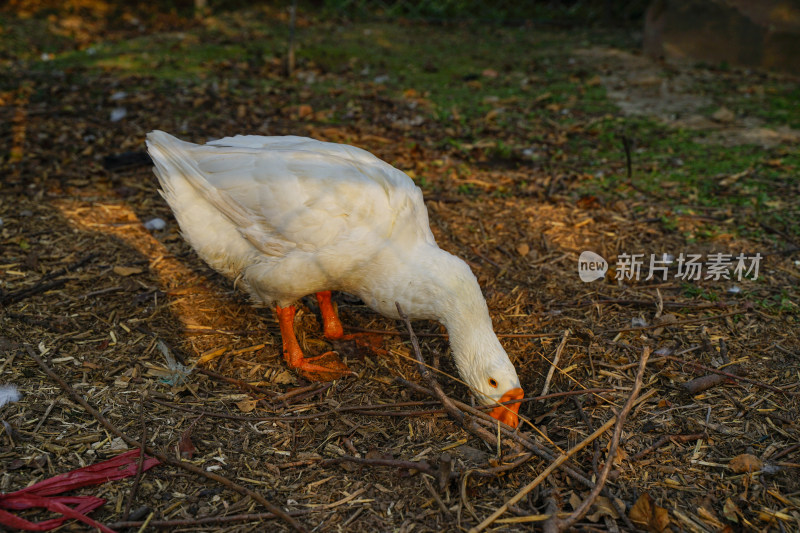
<box><xmin>696</xmin><ymin>506</ymin><xmax>725</xmax><ymax>530</ymax></box>
<box><xmin>719</xmin><ymin>169</ymin><xmax>749</xmax><ymax>187</ymax></box>
<box><xmin>585</xmin><ymin>75</ymin><xmax>602</xmax><ymax>86</ymax></box>
<box><xmin>586</xmin><ymin>496</ymin><xmax>620</xmax><ymax>522</ymax></box>
<box><xmin>297</xmin><ymin>104</ymin><xmax>313</xmax><ymax>118</ymax></box>
<box><xmin>711</xmin><ymin>107</ymin><xmax>735</xmax><ymax>122</ymax></box>
<box><xmin>629</xmin><ymin>493</ymin><xmax>670</xmax><ymax>532</ymax></box>
<box><xmin>197</xmin><ymin>346</ymin><xmax>227</xmax><ymax>364</ymax></box>
<box><xmin>576</xmin><ymin>195</ymin><xmax>600</xmax><ymax>209</ymax></box>
<box><xmin>612</xmin><ymin>444</ymin><xmax>628</xmax><ymax>465</ymax></box>
<box><xmin>654</xmin><ymin>314</ymin><xmax>677</xmax><ymax>325</ymax></box>
<box><xmin>722</xmin><ymin>498</ymin><xmax>740</xmax><ymax>523</ymax></box>
<box><xmin>652</xmin><ymin>313</ymin><xmax>678</xmax><ymax>336</ymax></box>
<box><xmin>178</xmin><ymin>428</ymin><xmax>196</xmax><ymax>459</ymax></box>
<box><xmin>113</xmin><ymin>266</ymin><xmax>142</xmax><ymax>276</ymax></box>
<box><xmin>569</xmin><ymin>492</ymin><xmax>582</xmax><ymax>510</ymax></box>
<box><xmin>517</xmin><ymin>243</ymin><xmax>530</xmax><ymax>256</ymax></box>
<box><xmin>484</xmin><ymin>108</ymin><xmax>502</xmax><ymax>121</ymax></box>
<box><xmin>236</xmin><ymin>399</ymin><xmax>258</xmax><ymax>413</ymax></box>
<box><xmin>272</xmin><ymin>370</ymin><xmax>295</xmax><ymax>385</ymax></box>
<box><xmin>729</xmin><ymin>453</ymin><xmax>763</xmax><ymax>473</ymax></box>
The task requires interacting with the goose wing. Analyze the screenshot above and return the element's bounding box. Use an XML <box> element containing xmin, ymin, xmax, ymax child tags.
<box><xmin>149</xmin><ymin>132</ymin><xmax>435</xmax><ymax>257</ymax></box>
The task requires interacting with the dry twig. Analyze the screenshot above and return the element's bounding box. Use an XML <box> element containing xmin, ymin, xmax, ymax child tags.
<box><xmin>541</xmin><ymin>329</ymin><xmax>569</xmax><ymax>396</ymax></box>
<box><xmin>24</xmin><ymin>345</ymin><xmax>307</xmax><ymax>533</ymax></box>
<box><xmin>395</xmin><ymin>302</ymin><xmax>501</xmax><ymax>447</ymax></box>
<box><xmin>666</xmin><ymin>355</ymin><xmax>798</xmax><ymax>396</ymax></box>
<box><xmin>601</xmin><ymin>307</ymin><xmax>748</xmax><ymax>334</ymax></box>
<box><xmin>557</xmin><ymin>346</ymin><xmax>652</xmax><ymax>530</ymax></box>
<box><xmin>108</xmin><ymin>509</ymin><xmax>321</xmax><ymax>529</ymax></box>
<box><xmin>470</xmin><ymin>417</ymin><xmax>617</xmax><ymax>532</ymax></box>
<box><xmin>122</xmin><ymin>391</ymin><xmax>148</xmax><ymax>522</ymax></box>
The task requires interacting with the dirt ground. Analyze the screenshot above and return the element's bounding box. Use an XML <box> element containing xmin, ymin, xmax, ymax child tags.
<box><xmin>1</xmin><ymin>13</ymin><xmax>799</xmax><ymax>533</ymax></box>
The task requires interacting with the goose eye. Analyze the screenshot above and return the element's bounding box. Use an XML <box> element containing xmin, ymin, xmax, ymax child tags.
<box><xmin>488</xmin><ymin>378</ymin><xmax>498</xmax><ymax>388</ymax></box>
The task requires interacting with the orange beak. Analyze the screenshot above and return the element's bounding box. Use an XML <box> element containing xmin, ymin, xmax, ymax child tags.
<box><xmin>488</xmin><ymin>387</ymin><xmax>524</xmax><ymax>428</ymax></box>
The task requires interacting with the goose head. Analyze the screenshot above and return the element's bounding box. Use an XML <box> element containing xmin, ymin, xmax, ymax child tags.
<box><xmin>453</xmin><ymin>326</ymin><xmax>524</xmax><ymax>428</ymax></box>
<box><xmin>422</xmin><ymin>250</ymin><xmax>525</xmax><ymax>428</ymax></box>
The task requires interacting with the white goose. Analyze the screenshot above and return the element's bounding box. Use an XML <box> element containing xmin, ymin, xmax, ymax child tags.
<box><xmin>146</xmin><ymin>131</ymin><xmax>524</xmax><ymax>427</ymax></box>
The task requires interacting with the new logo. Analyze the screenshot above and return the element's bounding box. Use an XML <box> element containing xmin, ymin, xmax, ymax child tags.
<box><xmin>578</xmin><ymin>251</ymin><xmax>608</xmax><ymax>282</ymax></box>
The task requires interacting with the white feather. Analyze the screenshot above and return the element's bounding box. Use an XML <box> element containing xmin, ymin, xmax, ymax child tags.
<box><xmin>0</xmin><ymin>384</ymin><xmax>21</xmax><ymax>408</ymax></box>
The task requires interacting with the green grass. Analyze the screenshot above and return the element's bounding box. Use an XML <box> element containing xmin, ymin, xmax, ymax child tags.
<box><xmin>25</xmin><ymin>33</ymin><xmax>266</xmax><ymax>79</ymax></box>
<box><xmin>574</xmin><ymin>117</ymin><xmax>798</xmax><ymax>207</ymax></box>
<box><xmin>3</xmin><ymin>7</ymin><xmax>797</xmax><ymax>245</ymax></box>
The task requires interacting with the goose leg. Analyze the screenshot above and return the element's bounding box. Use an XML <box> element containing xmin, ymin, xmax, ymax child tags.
<box><xmin>315</xmin><ymin>291</ymin><xmax>388</xmax><ymax>356</ymax></box>
<box><xmin>276</xmin><ymin>304</ymin><xmax>351</xmax><ymax>381</ymax></box>
<box><xmin>315</xmin><ymin>291</ymin><xmax>344</xmax><ymax>339</ymax></box>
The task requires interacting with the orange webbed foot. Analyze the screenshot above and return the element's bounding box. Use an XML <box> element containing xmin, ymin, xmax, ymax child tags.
<box><xmin>315</xmin><ymin>291</ymin><xmax>387</xmax><ymax>356</ymax></box>
<box><xmin>335</xmin><ymin>333</ymin><xmax>388</xmax><ymax>356</ymax></box>
<box><xmin>294</xmin><ymin>351</ymin><xmax>353</xmax><ymax>382</ymax></box>
<box><xmin>277</xmin><ymin>303</ymin><xmax>353</xmax><ymax>382</ymax></box>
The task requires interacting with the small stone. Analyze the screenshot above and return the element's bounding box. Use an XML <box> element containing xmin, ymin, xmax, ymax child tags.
<box><xmin>711</xmin><ymin>107</ymin><xmax>735</xmax><ymax>122</ymax></box>
<box><xmin>110</xmin><ymin>107</ymin><xmax>127</xmax><ymax>122</ymax></box>
<box><xmin>108</xmin><ymin>437</ymin><xmax>127</xmax><ymax>450</ymax></box>
<box><xmin>143</xmin><ymin>217</ymin><xmax>166</xmax><ymax>231</ymax></box>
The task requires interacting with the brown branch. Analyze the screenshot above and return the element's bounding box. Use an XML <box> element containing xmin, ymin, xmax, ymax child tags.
<box><xmin>681</xmin><ymin>365</ymin><xmax>743</xmax><ymax>395</ymax></box>
<box><xmin>271</xmin><ymin>382</ymin><xmax>332</xmax><ymax>407</ymax></box>
<box><xmin>152</xmin><ymin>389</ymin><xmax>613</xmax><ymax>423</ymax></box>
<box><xmin>600</xmin><ymin>307</ymin><xmax>748</xmax><ymax>335</ymax></box>
<box><xmin>631</xmin><ymin>433</ymin><xmax>707</xmax><ymax>462</ymax></box>
<box><xmin>665</xmin><ymin>355</ymin><xmax>798</xmax><ymax>396</ymax></box>
<box><xmin>573</xmin><ymin>397</ymin><xmax>600</xmax><ymax>476</ymax></box>
<box><xmin>150</xmin><ymin>397</ymin><xmax>449</xmax><ymax>421</ymax></box>
<box><xmin>1</xmin><ymin>253</ymin><xmax>97</xmax><ymax>305</ymax></box>
<box><xmin>195</xmin><ymin>367</ymin><xmax>279</xmax><ymax>398</ymax></box>
<box><xmin>567</xmin><ymin>298</ymin><xmax>735</xmax><ymax>309</ymax></box>
<box><xmin>622</xmin><ymin>134</ymin><xmax>632</xmax><ymax>180</ymax></box>
<box><xmin>397</xmin><ymin>378</ymin><xmax>607</xmax><ymax>500</ymax></box>
<box><xmin>541</xmin><ymin>330</ymin><xmax>569</xmax><ymax>396</ymax></box>
<box><xmin>542</xmin><ymin>493</ymin><xmax>561</xmax><ymax>533</ymax></box>
<box><xmin>682</xmin><ymin>338</ymin><xmax>741</xmax><ymax>395</ymax></box>
<box><xmin>395</xmin><ymin>302</ymin><xmax>500</xmax><ymax>447</ymax></box>
<box><xmin>422</xmin><ymin>474</ymin><xmax>451</xmax><ymax>516</ymax></box>
<box><xmin>470</xmin><ymin>417</ymin><xmax>617</xmax><ymax>532</ymax></box>
<box><xmin>772</xmin><ymin>443</ymin><xmax>800</xmax><ymax>461</ymax></box>
<box><xmin>322</xmin><ymin>455</ymin><xmax>440</xmax><ymax>477</ymax></box>
<box><xmin>24</xmin><ymin>346</ymin><xmax>307</xmax><ymax>533</ymax></box>
<box><xmin>123</xmin><ymin>392</ymin><xmax>148</xmax><ymax>521</ymax></box>
<box><xmin>475</xmin><ymin>452</ymin><xmax>535</xmax><ymax>476</ymax></box>
<box><xmin>108</xmin><ymin>509</ymin><xmax>321</xmax><ymax>529</ymax></box>
<box><xmin>558</xmin><ymin>346</ymin><xmax>651</xmax><ymax>531</ymax></box>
